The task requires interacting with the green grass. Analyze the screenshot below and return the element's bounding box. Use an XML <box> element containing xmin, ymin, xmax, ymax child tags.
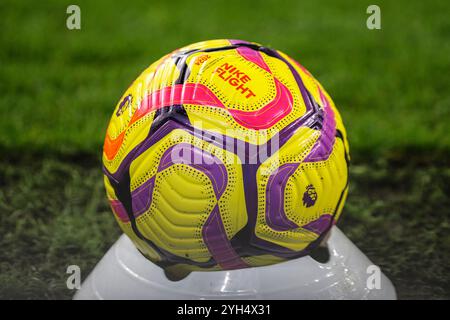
<box><xmin>0</xmin><ymin>0</ymin><xmax>449</xmax><ymax>299</ymax></box>
<box><xmin>341</xmin><ymin>160</ymin><xmax>450</xmax><ymax>299</ymax></box>
<box><xmin>1</xmin><ymin>0</ymin><xmax>450</xmax><ymax>158</ymax></box>
<box><xmin>0</xmin><ymin>156</ymin><xmax>120</xmax><ymax>299</ymax></box>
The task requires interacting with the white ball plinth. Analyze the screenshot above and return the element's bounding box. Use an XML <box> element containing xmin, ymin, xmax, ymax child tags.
<box><xmin>74</xmin><ymin>227</ymin><xmax>396</xmax><ymax>300</ymax></box>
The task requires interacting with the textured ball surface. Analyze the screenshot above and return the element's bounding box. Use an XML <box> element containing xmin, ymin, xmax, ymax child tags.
<box><xmin>103</xmin><ymin>39</ymin><xmax>349</xmax><ymax>275</ymax></box>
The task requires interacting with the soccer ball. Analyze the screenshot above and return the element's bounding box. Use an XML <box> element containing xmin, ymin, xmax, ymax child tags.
<box><xmin>102</xmin><ymin>39</ymin><xmax>349</xmax><ymax>277</ymax></box>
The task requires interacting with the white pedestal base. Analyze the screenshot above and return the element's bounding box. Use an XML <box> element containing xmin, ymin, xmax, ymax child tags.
<box><xmin>74</xmin><ymin>227</ymin><xmax>396</xmax><ymax>300</ymax></box>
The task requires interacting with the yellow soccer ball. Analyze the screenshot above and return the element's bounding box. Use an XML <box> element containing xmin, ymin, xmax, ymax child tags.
<box><xmin>102</xmin><ymin>39</ymin><xmax>349</xmax><ymax>277</ymax></box>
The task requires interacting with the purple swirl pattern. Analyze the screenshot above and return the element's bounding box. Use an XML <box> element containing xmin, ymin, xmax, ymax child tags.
<box><xmin>265</xmin><ymin>163</ymin><xmax>300</xmax><ymax>231</ymax></box>
<box><xmin>110</xmin><ymin>142</ymin><xmax>248</xmax><ymax>269</ymax></box>
<box><xmin>304</xmin><ymin>89</ymin><xmax>336</xmax><ymax>162</ymax></box>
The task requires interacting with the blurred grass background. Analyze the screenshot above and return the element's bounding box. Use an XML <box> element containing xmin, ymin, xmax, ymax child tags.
<box><xmin>0</xmin><ymin>0</ymin><xmax>449</xmax><ymax>299</ymax></box>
